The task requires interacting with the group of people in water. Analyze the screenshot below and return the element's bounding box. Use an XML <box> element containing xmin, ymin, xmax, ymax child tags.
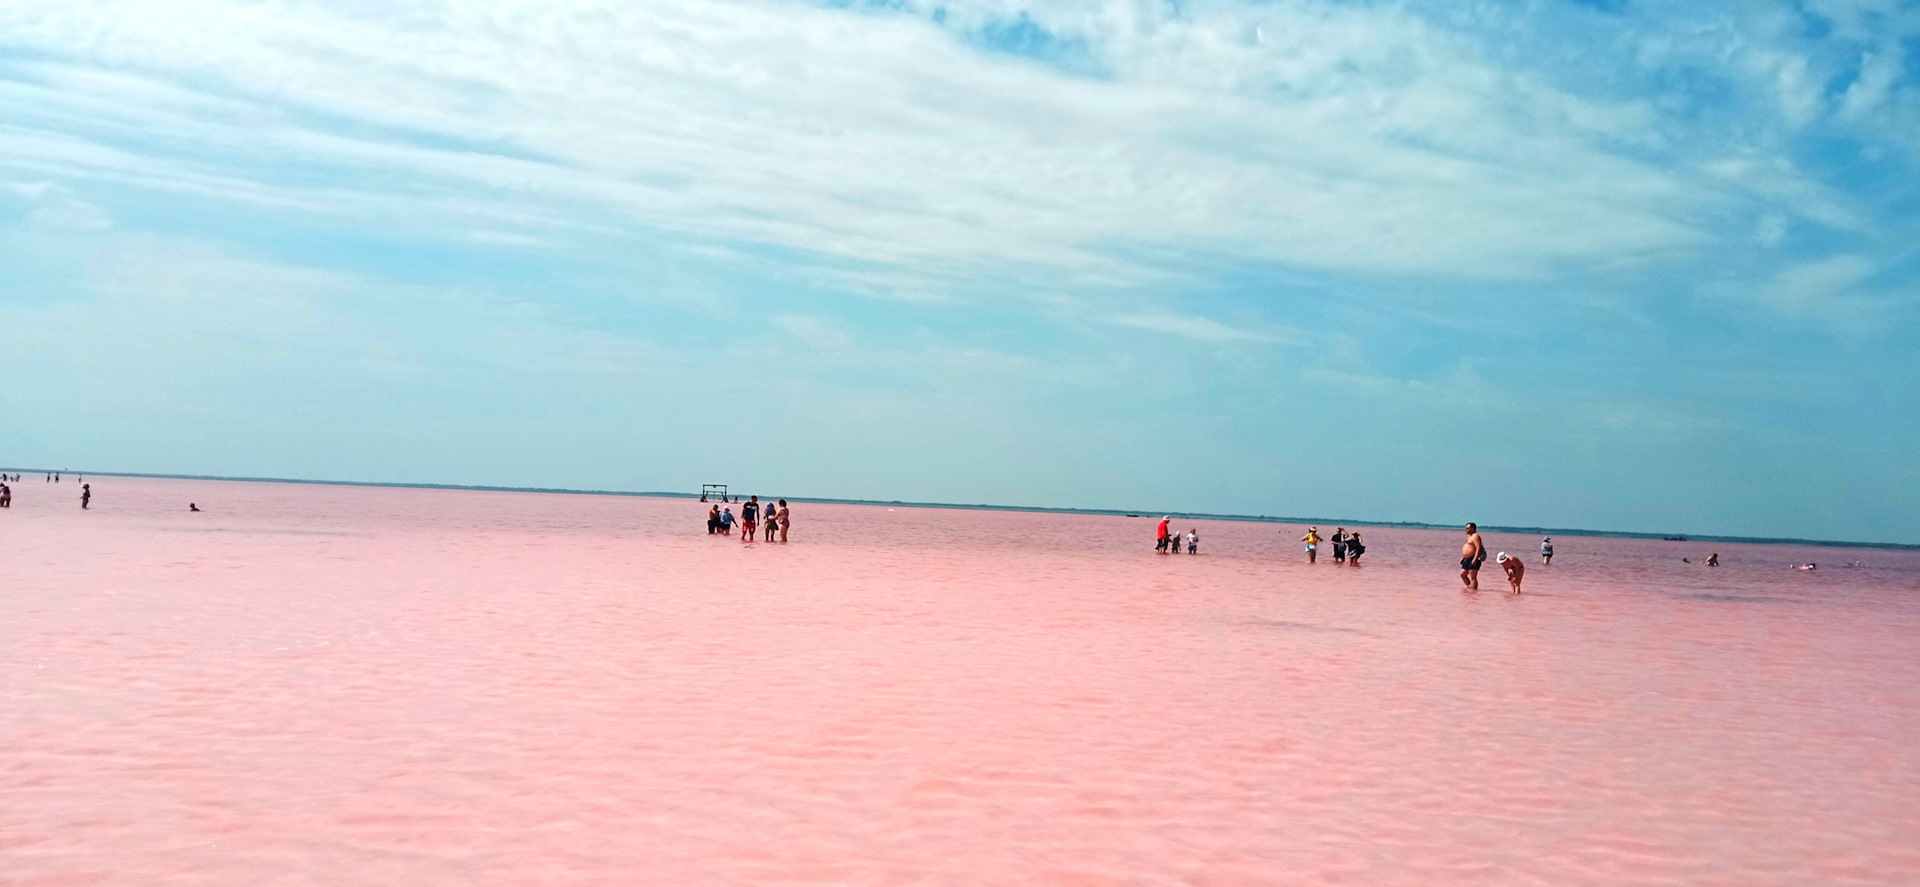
<box><xmin>706</xmin><ymin>495</ymin><xmax>791</xmax><ymax>542</ymax></box>
<box><xmin>1154</xmin><ymin>516</ymin><xmax>1199</xmax><ymax>554</ymax></box>
<box><xmin>0</xmin><ymin>474</ymin><xmax>88</xmax><ymax>508</ymax></box>
<box><xmin>1299</xmin><ymin>526</ymin><xmax>1368</xmax><ymax>565</ymax></box>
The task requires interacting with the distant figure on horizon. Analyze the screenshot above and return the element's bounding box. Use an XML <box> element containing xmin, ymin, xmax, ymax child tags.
<box><xmin>741</xmin><ymin>496</ymin><xmax>760</xmax><ymax>543</ymax></box>
<box><xmin>1707</xmin><ymin>552</ymin><xmax>1719</xmax><ymax>567</ymax></box>
<box><xmin>720</xmin><ymin>506</ymin><xmax>734</xmax><ymax>535</ymax></box>
<box><xmin>1346</xmin><ymin>530</ymin><xmax>1365</xmax><ymax>564</ymax></box>
<box><xmin>1496</xmin><ymin>552</ymin><xmax>1524</xmax><ymax>594</ymax></box>
<box><xmin>776</xmin><ymin>500</ymin><xmax>790</xmax><ymax>542</ymax></box>
<box><xmin>1540</xmin><ymin>537</ymin><xmax>1553</xmax><ymax>565</ymax></box>
<box><xmin>1186</xmin><ymin>528</ymin><xmax>1198</xmax><ymax>554</ymax></box>
<box><xmin>1156</xmin><ymin>516</ymin><xmax>1172</xmax><ymax>552</ymax></box>
<box><xmin>1460</xmin><ymin>523</ymin><xmax>1486</xmax><ymax>591</ymax></box>
<box><xmin>190</xmin><ymin>503</ymin><xmax>200</xmax><ymax>512</ymax></box>
<box><xmin>80</xmin><ymin>483</ymin><xmax>90</xmax><ymax>510</ymax></box>
<box><xmin>1331</xmin><ymin>528</ymin><xmax>1348</xmax><ymax>563</ymax></box>
<box><xmin>1301</xmin><ymin>526</ymin><xmax>1320</xmax><ymax>563</ymax></box>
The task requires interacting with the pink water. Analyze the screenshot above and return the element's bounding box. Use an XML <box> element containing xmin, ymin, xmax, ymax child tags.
<box><xmin>3</xmin><ymin>477</ymin><xmax>1918</xmax><ymax>885</ymax></box>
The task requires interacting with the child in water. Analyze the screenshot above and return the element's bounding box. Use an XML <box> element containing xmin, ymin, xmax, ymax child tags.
<box><xmin>1186</xmin><ymin>529</ymin><xmax>1198</xmax><ymax>554</ymax></box>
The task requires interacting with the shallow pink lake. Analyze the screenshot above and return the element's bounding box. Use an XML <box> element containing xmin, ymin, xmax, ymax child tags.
<box><xmin>3</xmin><ymin>477</ymin><xmax>1918</xmax><ymax>885</ymax></box>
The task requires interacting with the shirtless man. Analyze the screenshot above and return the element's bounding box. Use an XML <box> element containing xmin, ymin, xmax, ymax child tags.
<box><xmin>1496</xmin><ymin>552</ymin><xmax>1524</xmax><ymax>594</ymax></box>
<box><xmin>1460</xmin><ymin>523</ymin><xmax>1486</xmax><ymax>590</ymax></box>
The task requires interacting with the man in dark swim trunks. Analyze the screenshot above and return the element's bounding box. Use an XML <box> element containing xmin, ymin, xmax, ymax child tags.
<box><xmin>1460</xmin><ymin>523</ymin><xmax>1485</xmax><ymax>591</ymax></box>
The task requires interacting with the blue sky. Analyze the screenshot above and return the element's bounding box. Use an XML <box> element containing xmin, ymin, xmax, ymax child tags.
<box><xmin>1</xmin><ymin>0</ymin><xmax>1916</xmax><ymax>541</ymax></box>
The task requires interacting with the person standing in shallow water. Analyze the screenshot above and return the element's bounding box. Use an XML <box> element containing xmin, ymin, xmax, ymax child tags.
<box><xmin>741</xmin><ymin>496</ymin><xmax>760</xmax><ymax>543</ymax></box>
<box><xmin>1156</xmin><ymin>516</ymin><xmax>1171</xmax><ymax>552</ymax></box>
<box><xmin>1540</xmin><ymin>537</ymin><xmax>1553</xmax><ymax>565</ymax></box>
<box><xmin>775</xmin><ymin>500</ymin><xmax>790</xmax><ymax>542</ymax></box>
<box><xmin>80</xmin><ymin>483</ymin><xmax>90</xmax><ymax>510</ymax></box>
<box><xmin>1301</xmin><ymin>526</ymin><xmax>1321</xmax><ymax>563</ymax></box>
<box><xmin>1331</xmin><ymin>528</ymin><xmax>1348</xmax><ymax>563</ymax></box>
<box><xmin>1460</xmin><ymin>523</ymin><xmax>1486</xmax><ymax>591</ymax></box>
<box><xmin>1345</xmin><ymin>530</ymin><xmax>1365</xmax><ymax>564</ymax></box>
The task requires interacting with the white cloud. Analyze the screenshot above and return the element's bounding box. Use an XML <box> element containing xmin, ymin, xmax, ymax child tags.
<box><xmin>1105</xmin><ymin>312</ymin><xmax>1278</xmax><ymax>343</ymax></box>
<box><xmin>4</xmin><ymin>180</ymin><xmax>112</xmax><ymax>231</ymax></box>
<box><xmin>0</xmin><ymin>0</ymin><xmax>1726</xmax><ymax>294</ymax></box>
<box><xmin>775</xmin><ymin>315</ymin><xmax>856</xmax><ymax>353</ymax></box>
<box><xmin>1841</xmin><ymin>44</ymin><xmax>1905</xmax><ymax>120</ymax></box>
<box><xmin>1706</xmin><ymin>253</ymin><xmax>1900</xmax><ymax>333</ymax></box>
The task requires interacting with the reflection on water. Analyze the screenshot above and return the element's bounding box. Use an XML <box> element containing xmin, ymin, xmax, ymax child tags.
<box><xmin>3</xmin><ymin>477</ymin><xmax>1918</xmax><ymax>884</ymax></box>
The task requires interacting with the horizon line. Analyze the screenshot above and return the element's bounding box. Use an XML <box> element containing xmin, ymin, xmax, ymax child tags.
<box><xmin>4</xmin><ymin>467</ymin><xmax>1912</xmax><ymax>551</ymax></box>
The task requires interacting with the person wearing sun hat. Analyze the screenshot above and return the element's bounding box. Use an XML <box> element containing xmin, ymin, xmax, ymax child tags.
<box><xmin>1301</xmin><ymin>526</ymin><xmax>1321</xmax><ymax>563</ymax></box>
<box><xmin>1496</xmin><ymin>551</ymin><xmax>1525</xmax><ymax>594</ymax></box>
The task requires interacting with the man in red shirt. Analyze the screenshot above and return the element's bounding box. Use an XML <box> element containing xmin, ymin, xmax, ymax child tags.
<box><xmin>1156</xmin><ymin>516</ymin><xmax>1171</xmax><ymax>552</ymax></box>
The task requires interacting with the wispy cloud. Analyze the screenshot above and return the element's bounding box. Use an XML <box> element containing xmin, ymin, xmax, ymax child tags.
<box><xmin>1105</xmin><ymin>312</ymin><xmax>1280</xmax><ymax>344</ymax></box>
<box><xmin>0</xmin><ymin>0</ymin><xmax>1741</xmax><ymax>293</ymax></box>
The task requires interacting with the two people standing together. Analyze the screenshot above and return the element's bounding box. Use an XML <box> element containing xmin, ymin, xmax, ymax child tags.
<box><xmin>1459</xmin><ymin>523</ymin><xmax>1525</xmax><ymax>594</ymax></box>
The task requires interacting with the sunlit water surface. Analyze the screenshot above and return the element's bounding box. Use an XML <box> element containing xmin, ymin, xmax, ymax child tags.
<box><xmin>4</xmin><ymin>477</ymin><xmax>1918</xmax><ymax>885</ymax></box>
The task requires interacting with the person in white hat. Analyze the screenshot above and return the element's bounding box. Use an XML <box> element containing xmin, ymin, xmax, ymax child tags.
<box><xmin>1496</xmin><ymin>551</ymin><xmax>1525</xmax><ymax>594</ymax></box>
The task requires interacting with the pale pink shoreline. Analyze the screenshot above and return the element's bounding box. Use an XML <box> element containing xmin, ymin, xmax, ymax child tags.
<box><xmin>4</xmin><ymin>476</ymin><xmax>1918</xmax><ymax>885</ymax></box>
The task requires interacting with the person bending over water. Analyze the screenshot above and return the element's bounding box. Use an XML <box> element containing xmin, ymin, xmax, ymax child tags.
<box><xmin>1302</xmin><ymin>526</ymin><xmax>1321</xmax><ymax>563</ymax></box>
<box><xmin>1460</xmin><ymin>523</ymin><xmax>1486</xmax><ymax>590</ymax></box>
<box><xmin>1706</xmin><ymin>552</ymin><xmax>1719</xmax><ymax>567</ymax></box>
<box><xmin>189</xmin><ymin>503</ymin><xmax>200</xmax><ymax>512</ymax></box>
<box><xmin>1496</xmin><ymin>552</ymin><xmax>1524</xmax><ymax>594</ymax></box>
